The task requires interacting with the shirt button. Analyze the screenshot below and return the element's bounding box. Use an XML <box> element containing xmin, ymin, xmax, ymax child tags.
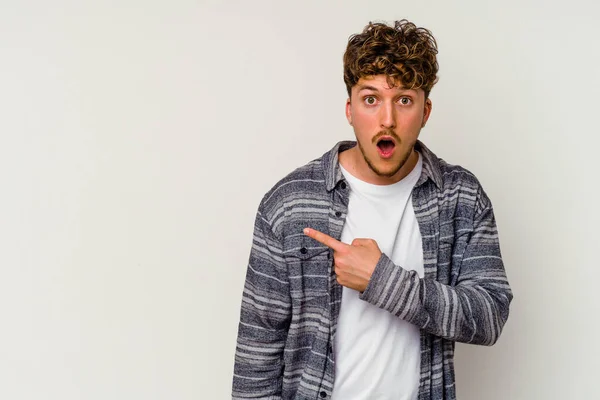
<box><xmin>320</xmin><ymin>391</ymin><xmax>327</xmax><ymax>398</ymax></box>
<box><xmin>335</xmin><ymin>211</ymin><xmax>341</xmax><ymax>217</ymax></box>
<box><xmin>300</xmin><ymin>247</ymin><xmax>307</xmax><ymax>254</ymax></box>
<box><xmin>340</xmin><ymin>182</ymin><xmax>347</xmax><ymax>189</ymax></box>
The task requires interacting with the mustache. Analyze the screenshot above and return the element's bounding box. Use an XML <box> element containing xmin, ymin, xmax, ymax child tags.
<box><xmin>371</xmin><ymin>129</ymin><xmax>401</xmax><ymax>144</ymax></box>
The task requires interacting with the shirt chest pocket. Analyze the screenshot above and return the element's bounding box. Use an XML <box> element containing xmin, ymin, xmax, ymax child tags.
<box><xmin>283</xmin><ymin>242</ymin><xmax>331</xmax><ymax>303</ymax></box>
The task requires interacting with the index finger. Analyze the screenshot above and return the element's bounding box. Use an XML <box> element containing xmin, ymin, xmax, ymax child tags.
<box><xmin>303</xmin><ymin>228</ymin><xmax>347</xmax><ymax>252</ymax></box>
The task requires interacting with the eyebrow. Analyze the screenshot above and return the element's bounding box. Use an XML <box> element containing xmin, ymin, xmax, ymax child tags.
<box><xmin>357</xmin><ymin>85</ymin><xmax>380</xmax><ymax>92</ymax></box>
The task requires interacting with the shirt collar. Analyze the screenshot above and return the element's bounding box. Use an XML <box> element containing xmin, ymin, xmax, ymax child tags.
<box><xmin>321</xmin><ymin>140</ymin><xmax>443</xmax><ymax>192</ymax></box>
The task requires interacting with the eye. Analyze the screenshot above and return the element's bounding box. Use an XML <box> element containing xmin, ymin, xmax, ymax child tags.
<box><xmin>364</xmin><ymin>96</ymin><xmax>377</xmax><ymax>105</ymax></box>
<box><xmin>398</xmin><ymin>97</ymin><xmax>412</xmax><ymax>105</ymax></box>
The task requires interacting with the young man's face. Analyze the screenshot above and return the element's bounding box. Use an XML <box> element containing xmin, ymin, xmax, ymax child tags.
<box><xmin>345</xmin><ymin>74</ymin><xmax>432</xmax><ymax>184</ymax></box>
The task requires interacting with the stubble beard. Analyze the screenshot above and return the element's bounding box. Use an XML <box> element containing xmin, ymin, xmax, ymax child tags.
<box><xmin>357</xmin><ymin>136</ymin><xmax>413</xmax><ymax>178</ymax></box>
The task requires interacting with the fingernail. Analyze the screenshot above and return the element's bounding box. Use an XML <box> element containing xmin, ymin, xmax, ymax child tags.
<box><xmin>303</xmin><ymin>228</ymin><xmax>309</xmax><ymax>235</ymax></box>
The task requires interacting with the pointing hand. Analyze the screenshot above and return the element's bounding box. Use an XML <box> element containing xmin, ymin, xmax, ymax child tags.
<box><xmin>303</xmin><ymin>228</ymin><xmax>382</xmax><ymax>292</ymax></box>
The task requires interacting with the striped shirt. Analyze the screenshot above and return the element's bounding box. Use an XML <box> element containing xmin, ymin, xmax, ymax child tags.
<box><xmin>233</xmin><ymin>141</ymin><xmax>513</xmax><ymax>400</ymax></box>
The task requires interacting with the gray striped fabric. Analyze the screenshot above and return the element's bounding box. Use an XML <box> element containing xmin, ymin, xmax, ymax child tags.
<box><xmin>233</xmin><ymin>141</ymin><xmax>512</xmax><ymax>400</ymax></box>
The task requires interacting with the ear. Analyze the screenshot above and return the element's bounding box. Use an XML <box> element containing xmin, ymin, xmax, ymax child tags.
<box><xmin>422</xmin><ymin>98</ymin><xmax>432</xmax><ymax>127</ymax></box>
<box><xmin>345</xmin><ymin>98</ymin><xmax>352</xmax><ymax>125</ymax></box>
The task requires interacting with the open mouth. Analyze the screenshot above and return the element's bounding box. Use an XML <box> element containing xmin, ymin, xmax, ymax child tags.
<box><xmin>376</xmin><ymin>137</ymin><xmax>396</xmax><ymax>158</ymax></box>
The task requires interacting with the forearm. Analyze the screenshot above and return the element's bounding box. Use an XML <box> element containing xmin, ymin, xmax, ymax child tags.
<box><xmin>233</xmin><ymin>280</ymin><xmax>290</xmax><ymax>397</ymax></box>
<box><xmin>360</xmin><ymin>253</ymin><xmax>512</xmax><ymax>345</ymax></box>
<box><xmin>233</xmin><ymin>315</ymin><xmax>286</xmax><ymax>398</ymax></box>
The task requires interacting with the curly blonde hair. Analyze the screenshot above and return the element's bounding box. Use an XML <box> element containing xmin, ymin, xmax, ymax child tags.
<box><xmin>343</xmin><ymin>20</ymin><xmax>439</xmax><ymax>98</ymax></box>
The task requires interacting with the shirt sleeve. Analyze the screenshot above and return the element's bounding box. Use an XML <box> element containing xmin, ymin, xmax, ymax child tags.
<box><xmin>359</xmin><ymin>186</ymin><xmax>513</xmax><ymax>345</ymax></box>
<box><xmin>232</xmin><ymin>202</ymin><xmax>291</xmax><ymax>399</ymax></box>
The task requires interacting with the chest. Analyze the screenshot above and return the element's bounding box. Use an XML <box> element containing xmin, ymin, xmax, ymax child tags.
<box><xmin>280</xmin><ymin>186</ymin><xmax>472</xmax><ymax>305</ymax></box>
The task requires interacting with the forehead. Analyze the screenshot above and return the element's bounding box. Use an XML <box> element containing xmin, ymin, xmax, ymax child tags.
<box><xmin>354</xmin><ymin>75</ymin><xmax>421</xmax><ymax>95</ymax></box>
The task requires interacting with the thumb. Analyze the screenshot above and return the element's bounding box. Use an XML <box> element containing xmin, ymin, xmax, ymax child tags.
<box><xmin>351</xmin><ymin>238</ymin><xmax>371</xmax><ymax>246</ymax></box>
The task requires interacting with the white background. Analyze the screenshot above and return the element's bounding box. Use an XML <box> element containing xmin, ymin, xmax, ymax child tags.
<box><xmin>1</xmin><ymin>0</ymin><xmax>599</xmax><ymax>399</ymax></box>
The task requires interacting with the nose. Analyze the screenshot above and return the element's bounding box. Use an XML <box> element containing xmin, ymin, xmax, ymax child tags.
<box><xmin>380</xmin><ymin>102</ymin><xmax>396</xmax><ymax>129</ymax></box>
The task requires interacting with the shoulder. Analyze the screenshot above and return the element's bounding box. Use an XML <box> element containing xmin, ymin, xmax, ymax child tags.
<box><xmin>438</xmin><ymin>158</ymin><xmax>481</xmax><ymax>192</ymax></box>
<box><xmin>436</xmin><ymin>157</ymin><xmax>493</xmax><ymax>214</ymax></box>
<box><xmin>257</xmin><ymin>154</ymin><xmax>329</xmax><ymax>234</ymax></box>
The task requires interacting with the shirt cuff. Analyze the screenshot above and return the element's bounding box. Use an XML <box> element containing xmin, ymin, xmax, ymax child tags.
<box><xmin>359</xmin><ymin>253</ymin><xmax>409</xmax><ymax>309</ymax></box>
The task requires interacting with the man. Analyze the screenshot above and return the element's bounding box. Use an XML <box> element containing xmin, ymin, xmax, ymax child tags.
<box><xmin>233</xmin><ymin>20</ymin><xmax>512</xmax><ymax>400</ymax></box>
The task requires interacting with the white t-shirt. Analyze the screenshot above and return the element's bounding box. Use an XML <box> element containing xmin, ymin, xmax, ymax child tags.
<box><xmin>331</xmin><ymin>154</ymin><xmax>425</xmax><ymax>400</ymax></box>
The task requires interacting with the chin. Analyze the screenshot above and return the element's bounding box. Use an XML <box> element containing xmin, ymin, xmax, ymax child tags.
<box><xmin>377</xmin><ymin>164</ymin><xmax>404</xmax><ymax>178</ymax></box>
<box><xmin>371</xmin><ymin>148</ymin><xmax>414</xmax><ymax>177</ymax></box>
<box><xmin>366</xmin><ymin>158</ymin><xmax>404</xmax><ymax>178</ymax></box>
